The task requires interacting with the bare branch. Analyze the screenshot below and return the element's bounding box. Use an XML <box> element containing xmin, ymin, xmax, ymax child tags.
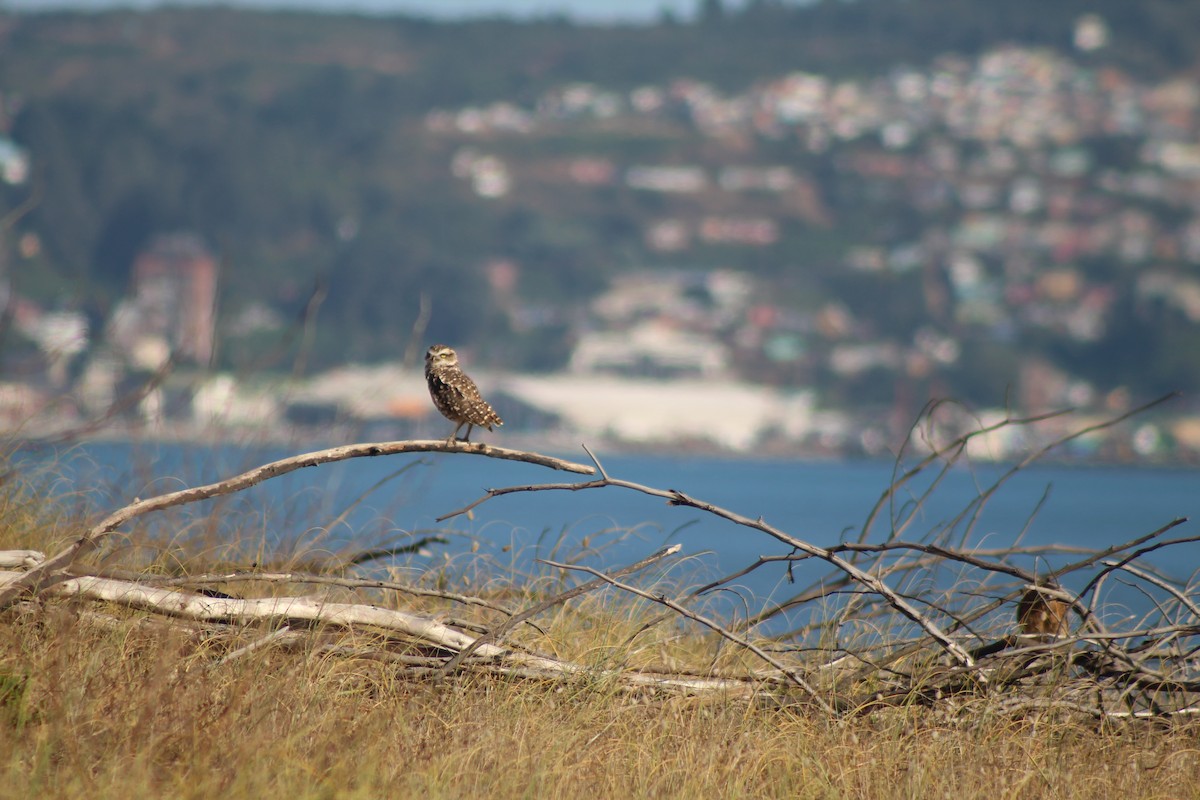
<box><xmin>438</xmin><ymin>543</ymin><xmax>682</xmax><ymax>675</ymax></box>
<box><xmin>538</xmin><ymin>556</ymin><xmax>836</xmax><ymax>713</ymax></box>
<box><xmin>860</xmin><ymin>403</ymin><xmax>1075</xmax><ymax>545</ymax></box>
<box><xmin>0</xmin><ymin>550</ymin><xmax>45</xmax><ymax>569</ymax></box>
<box><xmin>436</xmin><ymin>478</ymin><xmax>607</xmax><ymax>522</ymax></box>
<box><xmin>142</xmin><ymin>570</ymin><xmax>520</xmax><ymax>617</ymax></box>
<box><xmin>1101</xmin><ymin>560</ymin><xmax>1200</xmax><ymax>621</ymax></box>
<box><xmin>0</xmin><ymin>440</ymin><xmax>595</xmax><ymax>610</ymax></box>
<box><xmin>218</xmin><ymin>625</ymin><xmax>300</xmax><ymax>665</ymax></box>
<box><xmin>444</xmin><ymin>469</ymin><xmax>978</xmax><ymax>668</ymax></box>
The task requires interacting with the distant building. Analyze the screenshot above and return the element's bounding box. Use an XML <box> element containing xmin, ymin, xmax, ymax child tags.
<box><xmin>569</xmin><ymin>322</ymin><xmax>730</xmax><ymax>379</ymax></box>
<box><xmin>1073</xmin><ymin>14</ymin><xmax>1109</xmax><ymax>52</ymax></box>
<box><xmin>625</xmin><ymin>165</ymin><xmax>707</xmax><ymax>193</ymax></box>
<box><xmin>0</xmin><ymin>138</ymin><xmax>29</xmax><ymax>185</ymax></box>
<box><xmin>110</xmin><ymin>233</ymin><xmax>218</xmax><ymax>366</ymax></box>
<box><xmin>504</xmin><ymin>373</ymin><xmax>809</xmax><ymax>451</ymax></box>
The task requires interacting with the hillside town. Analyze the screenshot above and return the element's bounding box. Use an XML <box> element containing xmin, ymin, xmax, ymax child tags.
<box><xmin>2</xmin><ymin>14</ymin><xmax>1199</xmax><ymax>461</ymax></box>
<box><xmin>0</xmin><ymin>240</ymin><xmax>1189</xmax><ymax>462</ymax></box>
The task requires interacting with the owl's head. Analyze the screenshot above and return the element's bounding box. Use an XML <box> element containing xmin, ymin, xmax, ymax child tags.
<box><xmin>426</xmin><ymin>344</ymin><xmax>459</xmax><ymax>368</ymax></box>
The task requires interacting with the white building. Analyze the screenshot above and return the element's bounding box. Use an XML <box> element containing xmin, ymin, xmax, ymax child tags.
<box><xmin>503</xmin><ymin>374</ymin><xmax>815</xmax><ymax>452</ymax></box>
<box><xmin>569</xmin><ymin>322</ymin><xmax>730</xmax><ymax>379</ymax></box>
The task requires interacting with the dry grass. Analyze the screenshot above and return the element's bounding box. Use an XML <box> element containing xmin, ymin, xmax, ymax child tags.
<box><xmin>2</xmin><ymin>456</ymin><xmax>1200</xmax><ymax>799</ymax></box>
<box><xmin>2</xmin><ymin>607</ymin><xmax>1199</xmax><ymax>799</ymax></box>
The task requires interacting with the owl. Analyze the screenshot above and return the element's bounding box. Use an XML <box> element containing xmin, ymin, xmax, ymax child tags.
<box><xmin>424</xmin><ymin>344</ymin><xmax>503</xmax><ymax>442</ymax></box>
<box><xmin>1016</xmin><ymin>584</ymin><xmax>1070</xmax><ymax>638</ymax></box>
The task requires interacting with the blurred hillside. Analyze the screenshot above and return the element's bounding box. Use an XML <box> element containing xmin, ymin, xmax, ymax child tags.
<box><xmin>2</xmin><ymin>0</ymin><xmax>1200</xmax><ymax>428</ymax></box>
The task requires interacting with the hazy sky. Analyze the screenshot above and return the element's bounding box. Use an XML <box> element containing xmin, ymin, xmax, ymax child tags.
<box><xmin>0</xmin><ymin>0</ymin><xmax>739</xmax><ymax>23</ymax></box>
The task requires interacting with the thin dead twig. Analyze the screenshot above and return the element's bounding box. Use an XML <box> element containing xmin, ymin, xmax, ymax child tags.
<box><xmin>538</xmin><ymin>556</ymin><xmax>836</xmax><ymax>713</ymax></box>
<box><xmin>1073</xmin><ymin>531</ymin><xmax>1199</xmax><ymax>607</ymax></box>
<box><xmin>860</xmin><ymin>403</ymin><xmax>1075</xmax><ymax>546</ymax></box>
<box><xmin>1101</xmin><ymin>560</ymin><xmax>1200</xmax><ymax>621</ymax></box>
<box><xmin>438</xmin><ymin>543</ymin><xmax>682</xmax><ymax>675</ymax></box>
<box><xmin>218</xmin><ymin>625</ymin><xmax>300</xmax><ymax>665</ymax></box>
<box><xmin>440</xmin><ymin>459</ymin><xmax>978</xmax><ymax>670</ymax></box>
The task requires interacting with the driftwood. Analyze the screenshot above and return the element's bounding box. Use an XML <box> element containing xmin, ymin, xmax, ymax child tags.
<box><xmin>147</xmin><ymin>571</ymin><xmax>522</xmax><ymax>617</ymax></box>
<box><xmin>0</xmin><ymin>569</ymin><xmax>514</xmax><ymax>657</ymax></box>
<box><xmin>0</xmin><ymin>564</ymin><xmax>755</xmax><ymax>696</ymax></box>
<box><xmin>0</xmin><ymin>550</ymin><xmax>43</xmax><ymax>569</ymax></box>
<box><xmin>3</xmin><ymin>398</ymin><xmax>1200</xmax><ymax>720</ymax></box>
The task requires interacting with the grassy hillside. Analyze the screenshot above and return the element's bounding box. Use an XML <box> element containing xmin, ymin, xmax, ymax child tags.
<box><xmin>3</xmin><ymin>0</ymin><xmax>1199</xmax><ymax>373</ymax></box>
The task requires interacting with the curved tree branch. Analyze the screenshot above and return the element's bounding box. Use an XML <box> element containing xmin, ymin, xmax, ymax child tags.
<box><xmin>0</xmin><ymin>440</ymin><xmax>594</xmax><ymax>610</ymax></box>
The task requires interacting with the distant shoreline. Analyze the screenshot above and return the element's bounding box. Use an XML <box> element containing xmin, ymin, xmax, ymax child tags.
<box><xmin>11</xmin><ymin>419</ymin><xmax>1200</xmax><ymax>472</ymax></box>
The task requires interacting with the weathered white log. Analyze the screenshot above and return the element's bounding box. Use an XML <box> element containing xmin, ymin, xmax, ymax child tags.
<box><xmin>0</xmin><ymin>570</ymin><xmax>513</xmax><ymax>655</ymax></box>
<box><xmin>0</xmin><ymin>570</ymin><xmax>762</xmax><ymax>694</ymax></box>
<box><xmin>0</xmin><ymin>550</ymin><xmax>45</xmax><ymax>569</ymax></box>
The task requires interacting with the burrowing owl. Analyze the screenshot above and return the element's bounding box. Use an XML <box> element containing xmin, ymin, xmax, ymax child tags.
<box><xmin>424</xmin><ymin>344</ymin><xmax>503</xmax><ymax>442</ymax></box>
<box><xmin>1016</xmin><ymin>584</ymin><xmax>1070</xmax><ymax>638</ymax></box>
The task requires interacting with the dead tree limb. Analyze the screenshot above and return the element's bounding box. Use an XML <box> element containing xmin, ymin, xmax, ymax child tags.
<box><xmin>0</xmin><ymin>550</ymin><xmax>44</xmax><ymax>569</ymax></box>
<box><xmin>313</xmin><ymin>644</ymin><xmax>758</xmax><ymax>695</ymax></box>
<box><xmin>142</xmin><ymin>571</ymin><xmax>521</xmax><ymax>617</ymax></box>
<box><xmin>0</xmin><ymin>440</ymin><xmax>594</xmax><ymax>611</ymax></box>
<box><xmin>0</xmin><ymin>570</ymin><xmax>534</xmax><ymax>662</ymax></box>
<box><xmin>0</xmin><ymin>569</ymin><xmax>759</xmax><ymax>696</ymax></box>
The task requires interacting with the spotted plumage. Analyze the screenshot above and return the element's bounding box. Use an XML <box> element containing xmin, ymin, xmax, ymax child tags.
<box><xmin>424</xmin><ymin>344</ymin><xmax>503</xmax><ymax>442</ymax></box>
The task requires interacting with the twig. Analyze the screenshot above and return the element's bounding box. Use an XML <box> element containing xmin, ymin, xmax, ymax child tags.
<box><xmin>441</xmin><ymin>469</ymin><xmax>979</xmax><ymax>669</ymax></box>
<box><xmin>538</xmin><ymin>556</ymin><xmax>836</xmax><ymax>713</ymax></box>
<box><xmin>401</xmin><ymin>291</ymin><xmax>433</xmax><ymax>369</ymax></box>
<box><xmin>1074</xmin><ymin>531</ymin><xmax>1199</xmax><ymax>606</ymax></box>
<box><xmin>334</xmin><ymin>536</ymin><xmax>451</xmax><ymax>567</ymax></box>
<box><xmin>436</xmin><ymin>478</ymin><xmax>605</xmax><ymax>522</ymax></box>
<box><xmin>860</xmin><ymin>403</ymin><xmax>1074</xmax><ymax>545</ymax></box>
<box><xmin>27</xmin><ymin>356</ymin><xmax>176</xmax><ymax>445</ymax></box>
<box><xmin>318</xmin><ymin>460</ymin><xmax>427</xmax><ymax>542</ymax></box>
<box><xmin>292</xmin><ymin>274</ymin><xmax>328</xmax><ymax>380</ymax></box>
<box><xmin>438</xmin><ymin>544</ymin><xmax>682</xmax><ymax>675</ymax></box>
<box><xmin>1101</xmin><ymin>560</ymin><xmax>1200</xmax><ymax>621</ymax></box>
<box><xmin>218</xmin><ymin>625</ymin><xmax>299</xmax><ymax>665</ymax></box>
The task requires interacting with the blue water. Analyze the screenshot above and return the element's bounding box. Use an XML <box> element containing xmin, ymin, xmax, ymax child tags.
<box><xmin>17</xmin><ymin>439</ymin><xmax>1200</xmax><ymax>633</ymax></box>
